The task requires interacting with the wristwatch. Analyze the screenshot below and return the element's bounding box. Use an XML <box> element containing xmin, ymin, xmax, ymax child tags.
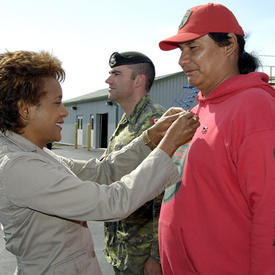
<box><xmin>142</xmin><ymin>130</ymin><xmax>157</xmax><ymax>150</ymax></box>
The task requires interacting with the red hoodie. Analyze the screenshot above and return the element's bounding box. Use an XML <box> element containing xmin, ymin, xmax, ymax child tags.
<box><xmin>159</xmin><ymin>72</ymin><xmax>275</xmax><ymax>275</ymax></box>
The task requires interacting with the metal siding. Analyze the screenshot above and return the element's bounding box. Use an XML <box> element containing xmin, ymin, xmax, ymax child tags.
<box><xmin>151</xmin><ymin>72</ymin><xmax>197</xmax><ymax>110</ymax></box>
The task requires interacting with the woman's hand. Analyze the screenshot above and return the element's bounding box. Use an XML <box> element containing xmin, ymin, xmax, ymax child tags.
<box><xmin>158</xmin><ymin>111</ymin><xmax>200</xmax><ymax>157</ymax></box>
<box><xmin>147</xmin><ymin>107</ymin><xmax>187</xmax><ymax>146</ymax></box>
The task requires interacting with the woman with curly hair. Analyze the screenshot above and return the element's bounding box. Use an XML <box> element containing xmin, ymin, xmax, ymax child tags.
<box><xmin>0</xmin><ymin>50</ymin><xmax>199</xmax><ymax>274</ymax></box>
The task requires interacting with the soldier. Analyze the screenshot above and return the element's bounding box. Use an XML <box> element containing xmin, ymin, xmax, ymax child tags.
<box><xmin>102</xmin><ymin>51</ymin><xmax>165</xmax><ymax>275</ymax></box>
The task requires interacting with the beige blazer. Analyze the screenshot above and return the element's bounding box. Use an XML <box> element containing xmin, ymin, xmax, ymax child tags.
<box><xmin>0</xmin><ymin>131</ymin><xmax>179</xmax><ymax>274</ymax></box>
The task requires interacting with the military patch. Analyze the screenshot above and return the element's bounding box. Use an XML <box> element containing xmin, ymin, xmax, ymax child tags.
<box><xmin>163</xmin><ymin>143</ymin><xmax>190</xmax><ymax>204</ymax></box>
<box><xmin>179</xmin><ymin>9</ymin><xmax>192</xmax><ymax>29</ymax></box>
<box><xmin>163</xmin><ymin>181</ymin><xmax>182</xmax><ymax>204</ymax></box>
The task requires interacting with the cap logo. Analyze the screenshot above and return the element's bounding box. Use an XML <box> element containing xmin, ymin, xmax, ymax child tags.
<box><xmin>178</xmin><ymin>9</ymin><xmax>192</xmax><ymax>29</ymax></box>
<box><xmin>109</xmin><ymin>55</ymin><xmax>116</xmax><ymax>67</ymax></box>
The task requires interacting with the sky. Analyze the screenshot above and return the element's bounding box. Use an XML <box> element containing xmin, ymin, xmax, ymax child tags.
<box><xmin>0</xmin><ymin>0</ymin><xmax>274</xmax><ymax>100</ymax></box>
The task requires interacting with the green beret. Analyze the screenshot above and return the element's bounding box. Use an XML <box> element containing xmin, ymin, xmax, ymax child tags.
<box><xmin>109</xmin><ymin>51</ymin><xmax>154</xmax><ymax>68</ymax></box>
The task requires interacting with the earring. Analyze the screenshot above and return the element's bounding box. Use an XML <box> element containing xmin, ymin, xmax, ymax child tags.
<box><xmin>24</xmin><ymin>111</ymin><xmax>29</xmax><ymax>120</ymax></box>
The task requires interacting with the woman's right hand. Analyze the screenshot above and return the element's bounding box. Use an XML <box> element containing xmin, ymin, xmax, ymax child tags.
<box><xmin>158</xmin><ymin>112</ymin><xmax>200</xmax><ymax>157</ymax></box>
<box><xmin>147</xmin><ymin>107</ymin><xmax>186</xmax><ymax>146</ymax></box>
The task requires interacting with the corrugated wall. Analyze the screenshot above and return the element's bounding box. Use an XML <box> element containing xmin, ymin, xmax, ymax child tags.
<box><xmin>151</xmin><ymin>72</ymin><xmax>198</xmax><ymax>110</ymax></box>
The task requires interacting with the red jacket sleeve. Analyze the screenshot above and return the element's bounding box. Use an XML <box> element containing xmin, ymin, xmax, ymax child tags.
<box><xmin>238</xmin><ymin>130</ymin><xmax>275</xmax><ymax>275</ymax></box>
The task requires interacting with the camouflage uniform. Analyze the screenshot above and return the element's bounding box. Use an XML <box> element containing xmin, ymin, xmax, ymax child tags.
<box><xmin>101</xmin><ymin>94</ymin><xmax>165</xmax><ymax>274</ymax></box>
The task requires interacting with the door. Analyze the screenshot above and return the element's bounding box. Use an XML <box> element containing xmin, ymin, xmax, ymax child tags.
<box><xmin>97</xmin><ymin>113</ymin><xmax>108</xmax><ymax>148</ymax></box>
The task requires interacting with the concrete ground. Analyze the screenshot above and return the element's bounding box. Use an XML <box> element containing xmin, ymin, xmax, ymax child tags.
<box><xmin>0</xmin><ymin>145</ymin><xmax>115</xmax><ymax>275</ymax></box>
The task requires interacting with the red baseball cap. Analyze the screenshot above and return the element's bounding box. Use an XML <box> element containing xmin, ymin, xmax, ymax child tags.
<box><xmin>159</xmin><ymin>3</ymin><xmax>244</xmax><ymax>51</ymax></box>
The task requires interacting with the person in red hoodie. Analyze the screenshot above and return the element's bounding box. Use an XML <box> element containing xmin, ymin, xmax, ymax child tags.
<box><xmin>158</xmin><ymin>3</ymin><xmax>275</xmax><ymax>275</ymax></box>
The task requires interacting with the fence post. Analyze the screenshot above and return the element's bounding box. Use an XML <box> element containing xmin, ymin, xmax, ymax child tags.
<box><xmin>87</xmin><ymin>123</ymin><xmax>91</xmax><ymax>151</ymax></box>
<box><xmin>74</xmin><ymin>123</ymin><xmax>78</xmax><ymax>149</ymax></box>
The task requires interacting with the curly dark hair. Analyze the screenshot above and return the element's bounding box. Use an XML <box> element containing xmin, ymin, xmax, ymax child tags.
<box><xmin>0</xmin><ymin>50</ymin><xmax>65</xmax><ymax>134</ymax></box>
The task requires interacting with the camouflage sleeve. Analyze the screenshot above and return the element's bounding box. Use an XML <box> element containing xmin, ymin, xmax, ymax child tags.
<box><xmin>150</xmin><ymin>192</ymin><xmax>164</xmax><ymax>263</ymax></box>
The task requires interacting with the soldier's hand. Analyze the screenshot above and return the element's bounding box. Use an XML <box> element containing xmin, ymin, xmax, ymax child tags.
<box><xmin>144</xmin><ymin>257</ymin><xmax>162</xmax><ymax>275</ymax></box>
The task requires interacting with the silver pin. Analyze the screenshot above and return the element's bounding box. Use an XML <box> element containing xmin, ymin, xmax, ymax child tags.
<box><xmin>202</xmin><ymin>126</ymin><xmax>208</xmax><ymax>134</ymax></box>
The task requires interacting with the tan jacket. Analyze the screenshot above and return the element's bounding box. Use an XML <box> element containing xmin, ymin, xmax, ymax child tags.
<box><xmin>0</xmin><ymin>132</ymin><xmax>179</xmax><ymax>274</ymax></box>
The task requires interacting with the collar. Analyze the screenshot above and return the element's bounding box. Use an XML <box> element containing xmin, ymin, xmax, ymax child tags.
<box><xmin>0</xmin><ymin>131</ymin><xmax>40</xmax><ymax>152</ymax></box>
<box><xmin>196</xmin><ymin>72</ymin><xmax>272</xmax><ymax>105</ymax></box>
<box><xmin>126</xmin><ymin>94</ymin><xmax>151</xmax><ymax>124</ymax></box>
